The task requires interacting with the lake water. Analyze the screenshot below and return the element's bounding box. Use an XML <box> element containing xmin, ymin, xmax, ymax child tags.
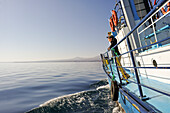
<box><xmin>0</xmin><ymin>62</ymin><xmax>118</xmax><ymax>113</ymax></box>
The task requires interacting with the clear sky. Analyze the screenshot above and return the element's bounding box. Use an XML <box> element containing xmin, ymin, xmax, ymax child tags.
<box><xmin>0</xmin><ymin>0</ymin><xmax>115</xmax><ymax>62</ymax></box>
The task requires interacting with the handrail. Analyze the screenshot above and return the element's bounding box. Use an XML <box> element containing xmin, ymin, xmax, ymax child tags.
<box><xmin>113</xmin><ymin>37</ymin><xmax>170</xmax><ymax>58</ymax></box>
<box><xmin>138</xmin><ymin>1</ymin><xmax>170</xmax><ymax>35</ymax></box>
<box><xmin>115</xmin><ymin>66</ymin><xmax>170</xmax><ymax>69</ymax></box>
<box><xmin>121</xmin><ymin>78</ymin><xmax>170</xmax><ymax>97</ymax></box>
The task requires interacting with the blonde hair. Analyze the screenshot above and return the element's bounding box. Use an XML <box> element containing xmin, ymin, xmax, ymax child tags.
<box><xmin>108</xmin><ymin>32</ymin><xmax>111</xmax><ymax>36</ymax></box>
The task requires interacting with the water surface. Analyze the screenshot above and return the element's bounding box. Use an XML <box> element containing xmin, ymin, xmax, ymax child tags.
<box><xmin>0</xmin><ymin>62</ymin><xmax>108</xmax><ymax>113</ymax></box>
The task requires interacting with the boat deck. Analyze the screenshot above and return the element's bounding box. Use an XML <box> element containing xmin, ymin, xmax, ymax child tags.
<box><xmin>112</xmin><ymin>68</ymin><xmax>170</xmax><ymax>113</ymax></box>
<box><xmin>101</xmin><ymin>1</ymin><xmax>170</xmax><ymax>112</ymax></box>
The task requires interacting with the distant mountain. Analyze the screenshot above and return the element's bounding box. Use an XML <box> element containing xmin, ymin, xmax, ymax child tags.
<box><xmin>12</xmin><ymin>56</ymin><xmax>101</xmax><ymax>63</ymax></box>
<box><xmin>65</xmin><ymin>56</ymin><xmax>101</xmax><ymax>62</ymax></box>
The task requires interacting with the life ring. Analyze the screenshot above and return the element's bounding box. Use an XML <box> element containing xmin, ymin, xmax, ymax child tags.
<box><xmin>110</xmin><ymin>80</ymin><xmax>119</xmax><ymax>101</ymax></box>
<box><xmin>154</xmin><ymin>0</ymin><xmax>156</xmax><ymax>5</ymax></box>
<box><xmin>153</xmin><ymin>0</ymin><xmax>160</xmax><ymax>19</ymax></box>
<box><xmin>112</xmin><ymin>10</ymin><xmax>118</xmax><ymax>26</ymax></box>
<box><xmin>109</xmin><ymin>17</ymin><xmax>115</xmax><ymax>32</ymax></box>
<box><xmin>155</xmin><ymin>0</ymin><xmax>170</xmax><ymax>15</ymax></box>
<box><xmin>161</xmin><ymin>2</ymin><xmax>170</xmax><ymax>15</ymax></box>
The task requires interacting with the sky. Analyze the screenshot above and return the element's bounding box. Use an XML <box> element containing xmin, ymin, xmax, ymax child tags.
<box><xmin>0</xmin><ymin>0</ymin><xmax>115</xmax><ymax>62</ymax></box>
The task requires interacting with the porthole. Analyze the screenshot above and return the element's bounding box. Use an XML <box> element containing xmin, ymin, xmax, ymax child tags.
<box><xmin>137</xmin><ymin>61</ymin><xmax>141</xmax><ymax>67</ymax></box>
<box><xmin>152</xmin><ymin>60</ymin><xmax>157</xmax><ymax>67</ymax></box>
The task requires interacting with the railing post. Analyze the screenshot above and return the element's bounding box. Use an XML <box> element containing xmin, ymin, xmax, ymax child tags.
<box><xmin>126</xmin><ymin>37</ymin><xmax>144</xmax><ymax>98</ymax></box>
<box><xmin>150</xmin><ymin>17</ymin><xmax>158</xmax><ymax>47</ymax></box>
<box><xmin>100</xmin><ymin>54</ymin><xmax>105</xmax><ymax>68</ymax></box>
<box><xmin>107</xmin><ymin>52</ymin><xmax>114</xmax><ymax>79</ymax></box>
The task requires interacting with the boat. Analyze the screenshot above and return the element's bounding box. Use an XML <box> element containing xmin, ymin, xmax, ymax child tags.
<box><xmin>100</xmin><ymin>0</ymin><xmax>170</xmax><ymax>112</ymax></box>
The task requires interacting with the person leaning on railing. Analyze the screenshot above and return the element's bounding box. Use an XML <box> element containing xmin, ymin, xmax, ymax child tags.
<box><xmin>107</xmin><ymin>32</ymin><xmax>130</xmax><ymax>79</ymax></box>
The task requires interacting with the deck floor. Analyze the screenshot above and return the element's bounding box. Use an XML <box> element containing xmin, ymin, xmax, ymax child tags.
<box><xmin>113</xmin><ymin>68</ymin><xmax>170</xmax><ymax>113</ymax></box>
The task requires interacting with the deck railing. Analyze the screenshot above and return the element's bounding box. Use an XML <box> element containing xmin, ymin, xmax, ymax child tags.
<box><xmin>101</xmin><ymin>0</ymin><xmax>170</xmax><ymax>100</ymax></box>
<box><xmin>137</xmin><ymin>0</ymin><xmax>170</xmax><ymax>51</ymax></box>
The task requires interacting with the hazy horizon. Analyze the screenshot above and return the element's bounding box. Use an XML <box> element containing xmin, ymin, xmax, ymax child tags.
<box><xmin>0</xmin><ymin>55</ymin><xmax>101</xmax><ymax>63</ymax></box>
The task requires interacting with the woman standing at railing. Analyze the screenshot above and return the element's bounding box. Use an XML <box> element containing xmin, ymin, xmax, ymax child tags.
<box><xmin>107</xmin><ymin>32</ymin><xmax>130</xmax><ymax>79</ymax></box>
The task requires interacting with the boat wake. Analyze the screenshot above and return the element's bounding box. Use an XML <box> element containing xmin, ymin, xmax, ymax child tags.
<box><xmin>26</xmin><ymin>79</ymin><xmax>124</xmax><ymax>113</ymax></box>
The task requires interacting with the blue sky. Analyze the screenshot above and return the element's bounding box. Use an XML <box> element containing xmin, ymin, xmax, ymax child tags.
<box><xmin>0</xmin><ymin>0</ymin><xmax>115</xmax><ymax>62</ymax></box>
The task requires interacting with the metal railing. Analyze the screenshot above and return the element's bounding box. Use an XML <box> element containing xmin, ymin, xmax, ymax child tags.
<box><xmin>137</xmin><ymin>0</ymin><xmax>170</xmax><ymax>50</ymax></box>
<box><xmin>101</xmin><ymin>0</ymin><xmax>170</xmax><ymax>99</ymax></box>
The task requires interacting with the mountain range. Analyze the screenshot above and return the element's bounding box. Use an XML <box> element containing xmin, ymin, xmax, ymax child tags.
<box><xmin>12</xmin><ymin>56</ymin><xmax>101</xmax><ymax>63</ymax></box>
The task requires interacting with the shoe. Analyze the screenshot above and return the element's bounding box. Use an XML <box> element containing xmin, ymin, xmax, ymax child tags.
<box><xmin>125</xmin><ymin>73</ymin><xmax>130</xmax><ymax>79</ymax></box>
<box><xmin>121</xmin><ymin>73</ymin><xmax>130</xmax><ymax>80</ymax></box>
<box><xmin>121</xmin><ymin>77</ymin><xmax>124</xmax><ymax>80</ymax></box>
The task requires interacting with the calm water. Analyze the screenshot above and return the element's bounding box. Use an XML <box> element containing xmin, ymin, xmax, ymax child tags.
<box><xmin>0</xmin><ymin>62</ymin><xmax>111</xmax><ymax>113</ymax></box>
